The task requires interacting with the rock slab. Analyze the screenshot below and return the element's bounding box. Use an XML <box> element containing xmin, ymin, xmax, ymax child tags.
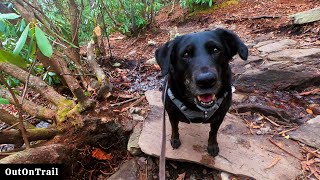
<box><xmin>140</xmin><ymin>90</ymin><xmax>303</xmax><ymax>180</ymax></box>
<box><xmin>288</xmin><ymin>115</ymin><xmax>320</xmax><ymax>149</ymax></box>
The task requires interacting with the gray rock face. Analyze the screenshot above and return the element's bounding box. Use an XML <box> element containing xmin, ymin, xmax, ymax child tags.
<box><xmin>139</xmin><ymin>90</ymin><xmax>302</xmax><ymax>180</ymax></box>
<box><xmin>290</xmin><ymin>7</ymin><xmax>320</xmax><ymax>24</ymax></box>
<box><xmin>127</xmin><ymin>123</ymin><xmax>143</xmax><ymax>156</ymax></box>
<box><xmin>256</xmin><ymin>39</ymin><xmax>297</xmax><ymax>53</ymax></box>
<box><xmin>235</xmin><ymin>47</ymin><xmax>320</xmax><ymax>92</ymax></box>
<box><xmin>288</xmin><ymin>116</ymin><xmax>320</xmax><ymax>149</ymax></box>
<box><xmin>105</xmin><ymin>159</ymin><xmax>139</xmax><ymax>180</ymax></box>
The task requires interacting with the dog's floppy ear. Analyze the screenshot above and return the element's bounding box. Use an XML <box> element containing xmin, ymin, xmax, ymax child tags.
<box><xmin>215</xmin><ymin>28</ymin><xmax>248</xmax><ymax>60</ymax></box>
<box><xmin>155</xmin><ymin>40</ymin><xmax>176</xmax><ymax>76</ymax></box>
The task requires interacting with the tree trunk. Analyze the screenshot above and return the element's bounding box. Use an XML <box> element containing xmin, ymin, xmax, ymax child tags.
<box><xmin>0</xmin><ymin>144</ymin><xmax>71</xmax><ymax>164</ymax></box>
<box><xmin>0</xmin><ymin>89</ymin><xmax>55</xmax><ymax>121</ymax></box>
<box><xmin>0</xmin><ymin>128</ymin><xmax>58</xmax><ymax>144</ymax></box>
<box><xmin>68</xmin><ymin>0</ymin><xmax>82</xmax><ymax>67</ymax></box>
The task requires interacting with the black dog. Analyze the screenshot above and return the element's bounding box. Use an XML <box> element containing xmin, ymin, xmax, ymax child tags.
<box><xmin>155</xmin><ymin>28</ymin><xmax>248</xmax><ymax>156</ymax></box>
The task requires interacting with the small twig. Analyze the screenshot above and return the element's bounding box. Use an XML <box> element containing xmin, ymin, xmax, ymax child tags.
<box><xmin>3</xmin><ymin>122</ymin><xmax>20</xmax><ymax>131</ymax></box>
<box><xmin>0</xmin><ymin>74</ymin><xmax>30</xmax><ymax>149</ymax></box>
<box><xmin>278</xmin><ymin>127</ymin><xmax>298</xmax><ymax>135</ymax></box>
<box><xmin>21</xmin><ymin>59</ymin><xmax>37</xmax><ymax>105</ymax></box>
<box><xmin>120</xmin><ymin>96</ymin><xmax>146</xmax><ymax>112</ymax></box>
<box><xmin>299</xmin><ymin>88</ymin><xmax>320</xmax><ymax>96</ymax></box>
<box><xmin>264</xmin><ymin>156</ymin><xmax>281</xmax><ymax>170</ymax></box>
<box><xmin>269</xmin><ymin>138</ymin><xmax>303</xmax><ymax>160</ymax></box>
<box><xmin>110</xmin><ymin>96</ymin><xmax>140</xmax><ymax>107</ymax></box>
<box><xmin>261</xmin><ymin>114</ymin><xmax>281</xmax><ymax>127</ymax></box>
<box><xmin>302</xmin><ymin>147</ymin><xmax>320</xmax><ymax>159</ymax></box>
<box><xmin>59</xmin><ymin>73</ymin><xmax>95</xmax><ymax>76</ymax></box>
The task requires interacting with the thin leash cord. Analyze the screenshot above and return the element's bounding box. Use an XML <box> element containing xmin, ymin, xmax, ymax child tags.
<box><xmin>159</xmin><ymin>78</ymin><xmax>168</xmax><ymax>180</ymax></box>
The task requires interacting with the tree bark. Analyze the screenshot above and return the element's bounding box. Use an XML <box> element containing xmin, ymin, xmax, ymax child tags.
<box><xmin>0</xmin><ymin>89</ymin><xmax>55</xmax><ymax>121</ymax></box>
<box><xmin>0</xmin><ymin>62</ymin><xmax>68</xmax><ymax>106</ymax></box>
<box><xmin>87</xmin><ymin>41</ymin><xmax>112</xmax><ymax>100</ymax></box>
<box><xmin>50</xmin><ymin>53</ymin><xmax>95</xmax><ymax>111</ymax></box>
<box><xmin>68</xmin><ymin>0</ymin><xmax>82</xmax><ymax>67</ymax></box>
<box><xmin>0</xmin><ymin>144</ymin><xmax>71</xmax><ymax>164</ymax></box>
<box><xmin>0</xmin><ymin>109</ymin><xmax>34</xmax><ymax>129</ymax></box>
<box><xmin>0</xmin><ymin>128</ymin><xmax>58</xmax><ymax>144</ymax></box>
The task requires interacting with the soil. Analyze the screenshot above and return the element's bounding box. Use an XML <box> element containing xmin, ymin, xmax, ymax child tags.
<box><xmin>1</xmin><ymin>0</ymin><xmax>320</xmax><ymax>179</ymax></box>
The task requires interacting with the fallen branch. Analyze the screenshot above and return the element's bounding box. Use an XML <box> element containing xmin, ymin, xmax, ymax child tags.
<box><xmin>0</xmin><ymin>128</ymin><xmax>59</xmax><ymax>144</ymax></box>
<box><xmin>87</xmin><ymin>40</ymin><xmax>112</xmax><ymax>100</ymax></box>
<box><xmin>0</xmin><ymin>109</ymin><xmax>34</xmax><ymax>129</ymax></box>
<box><xmin>0</xmin><ymin>89</ymin><xmax>55</xmax><ymax>120</ymax></box>
<box><xmin>230</xmin><ymin>104</ymin><xmax>292</xmax><ymax>122</ymax></box>
<box><xmin>0</xmin><ymin>62</ymin><xmax>67</xmax><ymax>106</ymax></box>
<box><xmin>268</xmin><ymin>138</ymin><xmax>303</xmax><ymax>160</ymax></box>
<box><xmin>0</xmin><ymin>144</ymin><xmax>71</xmax><ymax>164</ymax></box>
<box><xmin>120</xmin><ymin>96</ymin><xmax>146</xmax><ymax>112</ymax></box>
<box><xmin>110</xmin><ymin>96</ymin><xmax>140</xmax><ymax>107</ymax></box>
<box><xmin>225</xmin><ymin>15</ymin><xmax>281</xmax><ymax>22</ymax></box>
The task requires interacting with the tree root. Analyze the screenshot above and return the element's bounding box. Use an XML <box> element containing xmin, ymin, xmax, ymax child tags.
<box><xmin>230</xmin><ymin>104</ymin><xmax>292</xmax><ymax>123</ymax></box>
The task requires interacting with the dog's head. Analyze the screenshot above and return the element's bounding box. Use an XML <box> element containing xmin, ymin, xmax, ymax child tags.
<box><xmin>156</xmin><ymin>28</ymin><xmax>248</xmax><ymax>109</ymax></box>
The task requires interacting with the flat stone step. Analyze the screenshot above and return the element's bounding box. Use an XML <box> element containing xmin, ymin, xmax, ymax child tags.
<box><xmin>139</xmin><ymin>90</ymin><xmax>303</xmax><ymax>180</ymax></box>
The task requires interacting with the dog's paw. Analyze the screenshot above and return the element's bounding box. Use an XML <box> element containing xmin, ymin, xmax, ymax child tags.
<box><xmin>170</xmin><ymin>138</ymin><xmax>181</xmax><ymax>149</ymax></box>
<box><xmin>207</xmin><ymin>144</ymin><xmax>219</xmax><ymax>157</ymax></box>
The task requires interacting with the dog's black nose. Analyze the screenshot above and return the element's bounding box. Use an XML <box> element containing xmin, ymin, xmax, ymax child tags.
<box><xmin>195</xmin><ymin>72</ymin><xmax>217</xmax><ymax>88</ymax></box>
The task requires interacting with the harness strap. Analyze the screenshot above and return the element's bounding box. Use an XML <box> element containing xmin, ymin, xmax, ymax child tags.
<box><xmin>167</xmin><ymin>88</ymin><xmax>228</xmax><ymax>123</ymax></box>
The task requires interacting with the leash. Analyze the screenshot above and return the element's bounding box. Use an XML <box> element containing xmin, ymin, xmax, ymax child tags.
<box><xmin>159</xmin><ymin>77</ymin><xmax>168</xmax><ymax>180</ymax></box>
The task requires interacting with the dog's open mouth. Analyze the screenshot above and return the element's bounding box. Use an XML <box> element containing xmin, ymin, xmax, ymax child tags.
<box><xmin>196</xmin><ymin>94</ymin><xmax>216</xmax><ymax>108</ymax></box>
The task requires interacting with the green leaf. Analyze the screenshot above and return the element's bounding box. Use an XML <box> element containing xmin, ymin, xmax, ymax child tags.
<box><xmin>13</xmin><ymin>23</ymin><xmax>29</xmax><ymax>56</ymax></box>
<box><xmin>0</xmin><ymin>98</ymin><xmax>10</xmax><ymax>104</ymax></box>
<box><xmin>0</xmin><ymin>13</ymin><xmax>20</xmax><ymax>20</ymax></box>
<box><xmin>35</xmin><ymin>26</ymin><xmax>53</xmax><ymax>57</ymax></box>
<box><xmin>0</xmin><ymin>49</ymin><xmax>27</xmax><ymax>68</ymax></box>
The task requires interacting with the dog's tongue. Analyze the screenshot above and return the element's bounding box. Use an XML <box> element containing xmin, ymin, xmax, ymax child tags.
<box><xmin>197</xmin><ymin>94</ymin><xmax>214</xmax><ymax>103</ymax></box>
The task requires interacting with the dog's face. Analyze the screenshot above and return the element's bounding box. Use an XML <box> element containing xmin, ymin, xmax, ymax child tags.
<box><xmin>156</xmin><ymin>28</ymin><xmax>248</xmax><ymax>109</ymax></box>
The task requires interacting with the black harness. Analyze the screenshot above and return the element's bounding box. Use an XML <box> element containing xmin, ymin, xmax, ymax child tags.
<box><xmin>167</xmin><ymin>88</ymin><xmax>228</xmax><ymax>123</ymax></box>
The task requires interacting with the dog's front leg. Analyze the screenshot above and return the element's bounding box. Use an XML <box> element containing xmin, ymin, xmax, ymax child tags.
<box><xmin>207</xmin><ymin>120</ymin><xmax>223</xmax><ymax>156</ymax></box>
<box><xmin>169</xmin><ymin>118</ymin><xmax>181</xmax><ymax>149</ymax></box>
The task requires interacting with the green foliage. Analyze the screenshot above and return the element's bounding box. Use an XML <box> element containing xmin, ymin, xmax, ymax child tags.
<box><xmin>180</xmin><ymin>0</ymin><xmax>215</xmax><ymax>9</ymax></box>
<box><xmin>0</xmin><ymin>49</ymin><xmax>26</xmax><ymax>68</ymax></box>
<box><xmin>6</xmin><ymin>76</ymin><xmax>20</xmax><ymax>88</ymax></box>
<box><xmin>103</xmin><ymin>0</ymin><xmax>163</xmax><ymax>36</ymax></box>
<box><xmin>43</xmin><ymin>71</ymin><xmax>60</xmax><ymax>86</ymax></box>
<box><xmin>0</xmin><ymin>98</ymin><xmax>10</xmax><ymax>104</ymax></box>
<box><xmin>35</xmin><ymin>26</ymin><xmax>53</xmax><ymax>58</ymax></box>
<box><xmin>0</xmin><ymin>13</ymin><xmax>20</xmax><ymax>20</ymax></box>
<box><xmin>13</xmin><ymin>23</ymin><xmax>29</xmax><ymax>55</ymax></box>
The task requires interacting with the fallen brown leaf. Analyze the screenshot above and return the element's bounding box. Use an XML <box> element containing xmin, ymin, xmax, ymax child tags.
<box><xmin>91</xmin><ymin>148</ymin><xmax>112</xmax><ymax>160</ymax></box>
<box><xmin>306</xmin><ymin>108</ymin><xmax>313</xmax><ymax>115</ymax></box>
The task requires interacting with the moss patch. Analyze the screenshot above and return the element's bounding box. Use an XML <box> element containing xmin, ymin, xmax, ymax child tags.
<box><xmin>188</xmin><ymin>0</ymin><xmax>239</xmax><ymax>16</ymax></box>
<box><xmin>56</xmin><ymin>99</ymin><xmax>75</xmax><ymax>123</ymax></box>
